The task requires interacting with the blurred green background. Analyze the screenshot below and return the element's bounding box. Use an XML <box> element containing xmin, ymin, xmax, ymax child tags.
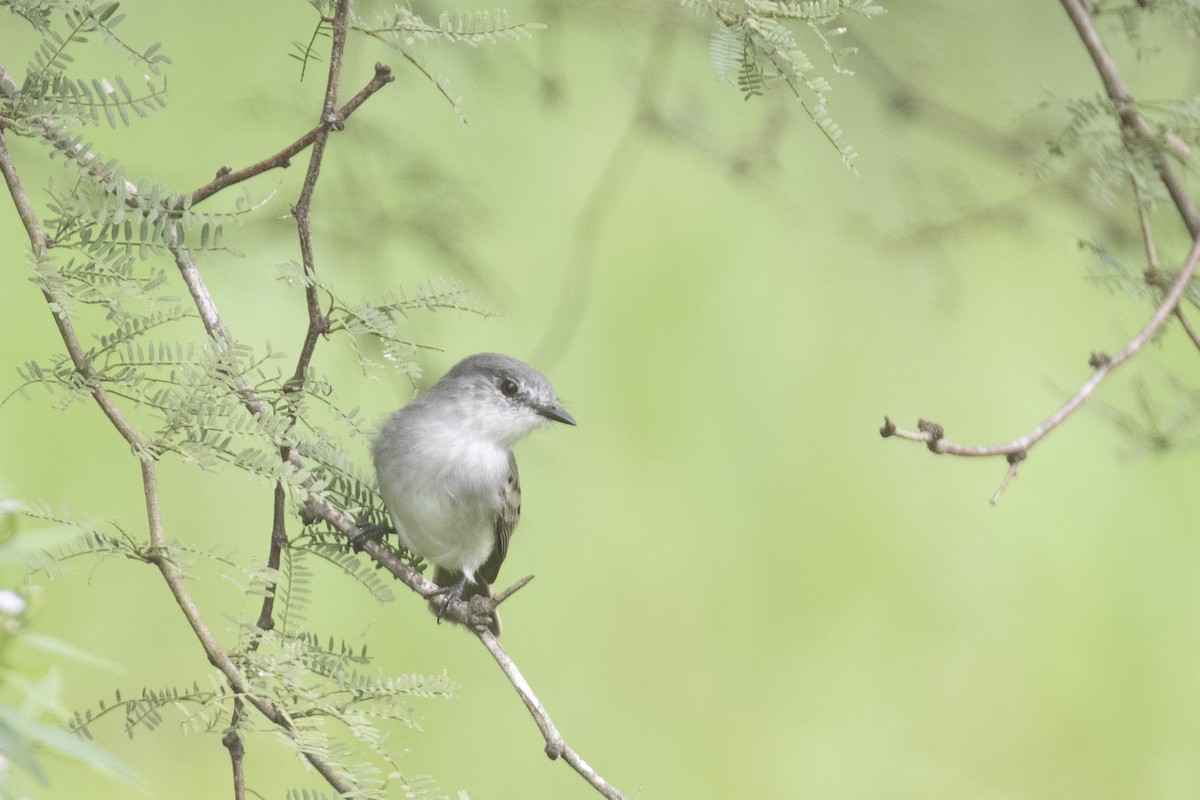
<box><xmin>3</xmin><ymin>1</ymin><xmax>1200</xmax><ymax>798</ymax></box>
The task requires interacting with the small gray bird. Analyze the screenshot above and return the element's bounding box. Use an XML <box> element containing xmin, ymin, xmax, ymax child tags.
<box><xmin>372</xmin><ymin>353</ymin><xmax>576</xmax><ymax>635</ymax></box>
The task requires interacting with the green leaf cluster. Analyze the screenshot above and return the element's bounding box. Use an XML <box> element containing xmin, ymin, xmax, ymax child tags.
<box><xmin>4</xmin><ymin>1</ymin><xmax>170</xmax><ymax>132</ymax></box>
<box><xmin>689</xmin><ymin>0</ymin><xmax>885</xmax><ymax>169</ymax></box>
<box><xmin>351</xmin><ymin>3</ymin><xmax>543</xmax><ymax>121</ymax></box>
<box><xmin>1036</xmin><ymin>88</ymin><xmax>1200</xmax><ymax>221</ymax></box>
<box><xmin>358</xmin><ymin>5</ymin><xmax>546</xmax><ymax>46</ymax></box>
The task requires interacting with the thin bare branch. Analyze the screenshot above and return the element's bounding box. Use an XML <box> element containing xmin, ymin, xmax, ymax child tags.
<box><xmin>1131</xmin><ymin>169</ymin><xmax>1200</xmax><ymax>355</ymax></box>
<box><xmin>882</xmin><ymin>233</ymin><xmax>1200</xmax><ymax>461</ymax></box>
<box><xmin>476</xmin><ymin>632</ymin><xmax>627</xmax><ymax>800</ymax></box>
<box><xmin>187</xmin><ymin>62</ymin><xmax>394</xmax><ymax>207</ymax></box>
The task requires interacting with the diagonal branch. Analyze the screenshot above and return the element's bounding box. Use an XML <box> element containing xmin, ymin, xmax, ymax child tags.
<box><xmin>476</xmin><ymin>630</ymin><xmax>627</xmax><ymax>800</ymax></box>
<box><xmin>0</xmin><ymin>133</ymin><xmax>145</xmax><ymax>450</ymax></box>
<box><xmin>290</xmin><ymin>488</ymin><xmax>628</xmax><ymax>798</ymax></box>
<box><xmin>0</xmin><ymin>126</ymin><xmax>356</xmax><ymax>797</ymax></box>
<box><xmin>187</xmin><ymin>62</ymin><xmax>394</xmax><ymax>207</ymax></box>
<box><xmin>881</xmin><ymin>234</ymin><xmax>1200</xmax><ymax>496</ymax></box>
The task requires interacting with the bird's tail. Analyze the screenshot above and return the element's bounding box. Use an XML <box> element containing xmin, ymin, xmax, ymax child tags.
<box><xmin>432</xmin><ymin>567</ymin><xmax>501</xmax><ymax>636</ymax></box>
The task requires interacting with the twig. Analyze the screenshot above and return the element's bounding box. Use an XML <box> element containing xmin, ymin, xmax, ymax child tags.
<box><xmin>476</xmin><ymin>631</ymin><xmax>627</xmax><ymax>800</ymax></box>
<box><xmin>187</xmin><ymin>62</ymin><xmax>394</xmax><ymax>208</ymax></box>
<box><xmin>989</xmin><ymin>453</ymin><xmax>1024</xmax><ymax>505</ymax></box>
<box><xmin>1130</xmin><ymin>170</ymin><xmax>1200</xmax><ymax>354</ymax></box>
<box><xmin>494</xmin><ymin>574</ymin><xmax>535</xmax><ymax>605</ymax></box>
<box><xmin>882</xmin><ymin>234</ymin><xmax>1200</xmax><ymax>490</ymax></box>
<box><xmin>1132</xmin><ymin>175</ymin><xmax>1159</xmax><ymax>274</ymax></box>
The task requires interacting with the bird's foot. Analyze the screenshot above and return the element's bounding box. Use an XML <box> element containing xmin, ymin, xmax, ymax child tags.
<box><xmin>428</xmin><ymin>576</ymin><xmax>467</xmax><ymax>625</ymax></box>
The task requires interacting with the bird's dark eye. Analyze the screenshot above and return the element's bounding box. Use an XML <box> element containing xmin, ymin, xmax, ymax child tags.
<box><xmin>499</xmin><ymin>377</ymin><xmax>519</xmax><ymax>397</ymax></box>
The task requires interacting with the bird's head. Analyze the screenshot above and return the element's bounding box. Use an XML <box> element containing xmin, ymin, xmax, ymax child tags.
<box><xmin>433</xmin><ymin>353</ymin><xmax>576</xmax><ymax>447</ymax></box>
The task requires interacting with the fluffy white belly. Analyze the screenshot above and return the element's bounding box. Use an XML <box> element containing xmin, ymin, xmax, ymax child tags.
<box><xmin>392</xmin><ymin>492</ymin><xmax>496</xmax><ymax>580</ymax></box>
<box><xmin>378</xmin><ymin>436</ymin><xmax>509</xmax><ymax>583</ymax></box>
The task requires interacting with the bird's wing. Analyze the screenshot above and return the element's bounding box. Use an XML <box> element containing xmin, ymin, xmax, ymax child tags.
<box><xmin>477</xmin><ymin>450</ymin><xmax>520</xmax><ymax>586</ymax></box>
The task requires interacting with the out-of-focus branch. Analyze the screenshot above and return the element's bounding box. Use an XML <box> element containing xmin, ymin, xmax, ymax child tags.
<box><xmin>1132</xmin><ymin>175</ymin><xmax>1200</xmax><ymax>354</ymax></box>
<box><xmin>1059</xmin><ymin>0</ymin><xmax>1200</xmax><ymax>238</ymax></box>
<box><xmin>883</xmin><ymin>2</ymin><xmax>1200</xmax><ymax>501</ymax></box>
<box><xmin>534</xmin><ymin>14</ymin><xmax>677</xmax><ymax>368</ymax></box>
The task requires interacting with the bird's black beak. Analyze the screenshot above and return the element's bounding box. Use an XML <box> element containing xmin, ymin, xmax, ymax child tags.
<box><xmin>537</xmin><ymin>404</ymin><xmax>577</xmax><ymax>426</ymax></box>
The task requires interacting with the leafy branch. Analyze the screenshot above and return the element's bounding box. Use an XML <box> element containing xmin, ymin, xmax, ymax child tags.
<box><xmin>349</xmin><ymin>4</ymin><xmax>545</xmax><ymax>121</ymax></box>
<box><xmin>692</xmin><ymin>0</ymin><xmax>885</xmax><ymax>168</ymax></box>
<box><xmin>2</xmin><ymin>1</ymin><xmax>629</xmax><ymax>797</ymax></box>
